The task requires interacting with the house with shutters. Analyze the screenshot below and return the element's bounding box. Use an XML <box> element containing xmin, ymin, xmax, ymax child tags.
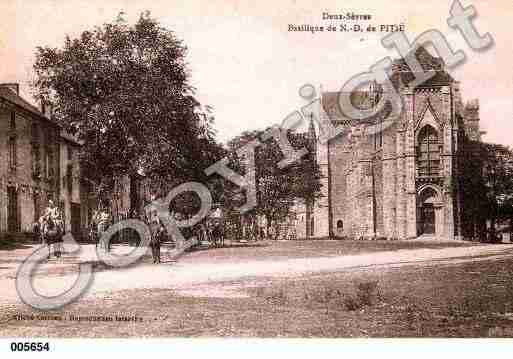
<box><xmin>0</xmin><ymin>83</ymin><xmax>91</xmax><ymax>240</ymax></box>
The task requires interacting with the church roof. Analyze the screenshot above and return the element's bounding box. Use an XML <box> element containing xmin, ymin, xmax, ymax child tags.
<box><xmin>321</xmin><ymin>46</ymin><xmax>453</xmax><ymax>121</ymax></box>
<box><xmin>390</xmin><ymin>45</ymin><xmax>454</xmax><ymax>88</ymax></box>
<box><xmin>321</xmin><ymin>90</ymin><xmax>392</xmax><ymax>123</ymax></box>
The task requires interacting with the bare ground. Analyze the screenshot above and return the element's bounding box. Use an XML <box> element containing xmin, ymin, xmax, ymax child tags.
<box><xmin>1</xmin><ymin>240</ymin><xmax>513</xmax><ymax>337</ymax></box>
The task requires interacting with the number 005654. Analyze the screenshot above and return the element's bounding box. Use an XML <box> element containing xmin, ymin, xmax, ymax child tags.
<box><xmin>10</xmin><ymin>342</ymin><xmax>50</xmax><ymax>352</ymax></box>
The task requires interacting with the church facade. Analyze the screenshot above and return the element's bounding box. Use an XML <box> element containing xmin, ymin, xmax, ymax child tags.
<box><xmin>294</xmin><ymin>47</ymin><xmax>483</xmax><ymax>240</ymax></box>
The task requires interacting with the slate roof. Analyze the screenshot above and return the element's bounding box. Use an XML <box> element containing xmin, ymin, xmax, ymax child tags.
<box><xmin>0</xmin><ymin>86</ymin><xmax>57</xmax><ymax>126</ymax></box>
<box><xmin>390</xmin><ymin>45</ymin><xmax>454</xmax><ymax>88</ymax></box>
<box><xmin>321</xmin><ymin>46</ymin><xmax>453</xmax><ymax>121</ymax></box>
<box><xmin>0</xmin><ymin>85</ymin><xmax>81</xmax><ymax>145</ymax></box>
<box><xmin>321</xmin><ymin>90</ymin><xmax>392</xmax><ymax>123</ymax></box>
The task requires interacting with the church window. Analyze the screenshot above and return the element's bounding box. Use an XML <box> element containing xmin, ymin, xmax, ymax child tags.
<box><xmin>417</xmin><ymin>125</ymin><xmax>440</xmax><ymax>176</ymax></box>
<box><xmin>337</xmin><ymin>220</ymin><xmax>344</xmax><ymax>230</ymax></box>
<box><xmin>374</xmin><ymin>128</ymin><xmax>383</xmax><ymax>150</ymax></box>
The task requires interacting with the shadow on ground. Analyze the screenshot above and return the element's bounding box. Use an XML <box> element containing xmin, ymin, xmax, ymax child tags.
<box><xmin>0</xmin><ymin>241</ymin><xmax>33</xmax><ymax>251</ymax></box>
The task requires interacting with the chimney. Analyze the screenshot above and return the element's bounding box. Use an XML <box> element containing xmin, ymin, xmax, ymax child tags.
<box><xmin>0</xmin><ymin>83</ymin><xmax>20</xmax><ymax>95</ymax></box>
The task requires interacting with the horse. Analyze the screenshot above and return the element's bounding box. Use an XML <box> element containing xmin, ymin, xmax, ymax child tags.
<box><xmin>209</xmin><ymin>220</ymin><xmax>224</xmax><ymax>247</ymax></box>
<box><xmin>40</xmin><ymin>216</ymin><xmax>64</xmax><ymax>259</ymax></box>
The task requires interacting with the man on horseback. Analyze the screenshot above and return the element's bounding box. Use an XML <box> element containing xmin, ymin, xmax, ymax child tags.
<box><xmin>92</xmin><ymin>205</ymin><xmax>112</xmax><ymax>251</ymax></box>
<box><xmin>39</xmin><ymin>199</ymin><xmax>65</xmax><ymax>259</ymax></box>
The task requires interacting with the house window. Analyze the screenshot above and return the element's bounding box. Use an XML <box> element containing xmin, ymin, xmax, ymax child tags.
<box><xmin>33</xmin><ymin>193</ymin><xmax>41</xmax><ymax>222</ymax></box>
<box><xmin>67</xmin><ymin>163</ymin><xmax>73</xmax><ymax>194</ymax></box>
<box><xmin>7</xmin><ymin>186</ymin><xmax>19</xmax><ymax>232</ymax></box>
<box><xmin>45</xmin><ymin>143</ymin><xmax>55</xmax><ymax>181</ymax></box>
<box><xmin>8</xmin><ymin>136</ymin><xmax>17</xmax><ymax>172</ymax></box>
<box><xmin>10</xmin><ymin>111</ymin><xmax>16</xmax><ymax>130</ymax></box>
<box><xmin>31</xmin><ymin>125</ymin><xmax>41</xmax><ymax>178</ymax></box>
<box><xmin>32</xmin><ymin>145</ymin><xmax>41</xmax><ymax>178</ymax></box>
<box><xmin>417</xmin><ymin>125</ymin><xmax>440</xmax><ymax>176</ymax></box>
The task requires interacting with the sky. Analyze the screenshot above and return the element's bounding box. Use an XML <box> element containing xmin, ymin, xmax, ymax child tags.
<box><xmin>1</xmin><ymin>0</ymin><xmax>511</xmax><ymax>146</ymax></box>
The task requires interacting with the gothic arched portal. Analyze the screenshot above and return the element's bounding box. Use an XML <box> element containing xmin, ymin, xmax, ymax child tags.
<box><xmin>418</xmin><ymin>186</ymin><xmax>441</xmax><ymax>236</ymax></box>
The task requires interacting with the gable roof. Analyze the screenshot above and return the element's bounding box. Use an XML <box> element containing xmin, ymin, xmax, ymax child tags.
<box><xmin>0</xmin><ymin>86</ymin><xmax>58</xmax><ymax>126</ymax></box>
<box><xmin>0</xmin><ymin>85</ymin><xmax>82</xmax><ymax>145</ymax></box>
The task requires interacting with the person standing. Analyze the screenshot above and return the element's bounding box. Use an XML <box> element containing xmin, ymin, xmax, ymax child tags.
<box><xmin>93</xmin><ymin>206</ymin><xmax>112</xmax><ymax>251</ymax></box>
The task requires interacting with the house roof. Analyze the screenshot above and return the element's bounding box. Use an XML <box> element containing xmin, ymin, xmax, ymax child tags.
<box><xmin>0</xmin><ymin>86</ymin><xmax>57</xmax><ymax>126</ymax></box>
<box><xmin>0</xmin><ymin>85</ymin><xmax>81</xmax><ymax>145</ymax></box>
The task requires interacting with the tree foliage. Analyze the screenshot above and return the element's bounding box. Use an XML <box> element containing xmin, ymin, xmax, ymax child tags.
<box><xmin>460</xmin><ymin>140</ymin><xmax>513</xmax><ymax>240</ymax></box>
<box><xmin>32</xmin><ymin>12</ymin><xmax>223</xmax><ymax>208</ymax></box>
<box><xmin>227</xmin><ymin>128</ymin><xmax>322</xmax><ymax>238</ymax></box>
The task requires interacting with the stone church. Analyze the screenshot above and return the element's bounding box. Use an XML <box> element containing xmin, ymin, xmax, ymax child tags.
<box><xmin>294</xmin><ymin>46</ymin><xmax>483</xmax><ymax>240</ymax></box>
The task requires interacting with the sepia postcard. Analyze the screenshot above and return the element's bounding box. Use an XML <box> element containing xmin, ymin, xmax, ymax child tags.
<box><xmin>1</xmin><ymin>0</ymin><xmax>513</xmax><ymax>354</ymax></box>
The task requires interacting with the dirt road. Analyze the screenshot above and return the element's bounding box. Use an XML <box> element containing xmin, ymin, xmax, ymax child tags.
<box><xmin>1</xmin><ymin>242</ymin><xmax>513</xmax><ymax>306</ymax></box>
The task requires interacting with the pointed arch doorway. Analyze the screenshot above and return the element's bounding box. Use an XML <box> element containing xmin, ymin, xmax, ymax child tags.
<box><xmin>418</xmin><ymin>186</ymin><xmax>442</xmax><ymax>236</ymax></box>
<box><xmin>420</xmin><ymin>199</ymin><xmax>436</xmax><ymax>235</ymax></box>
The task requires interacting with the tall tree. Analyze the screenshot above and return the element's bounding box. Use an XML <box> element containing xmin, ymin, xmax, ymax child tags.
<box><xmin>481</xmin><ymin>143</ymin><xmax>513</xmax><ymax>240</ymax></box>
<box><xmin>33</xmin><ymin>11</ymin><xmax>221</xmax><ymax>211</ymax></box>
<box><xmin>460</xmin><ymin>141</ymin><xmax>513</xmax><ymax>241</ymax></box>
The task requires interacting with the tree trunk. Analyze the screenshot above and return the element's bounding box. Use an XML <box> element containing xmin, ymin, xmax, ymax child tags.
<box><xmin>510</xmin><ymin>216</ymin><xmax>513</xmax><ymax>243</ymax></box>
<box><xmin>490</xmin><ymin>217</ymin><xmax>497</xmax><ymax>243</ymax></box>
<box><xmin>129</xmin><ymin>173</ymin><xmax>140</xmax><ymax>218</ymax></box>
<box><xmin>266</xmin><ymin>214</ymin><xmax>272</xmax><ymax>240</ymax></box>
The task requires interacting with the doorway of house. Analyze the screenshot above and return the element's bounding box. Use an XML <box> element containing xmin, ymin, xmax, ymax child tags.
<box><xmin>7</xmin><ymin>186</ymin><xmax>19</xmax><ymax>232</ymax></box>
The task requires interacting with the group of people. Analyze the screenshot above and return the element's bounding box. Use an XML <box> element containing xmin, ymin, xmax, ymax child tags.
<box><xmin>90</xmin><ymin>204</ymin><xmax>166</xmax><ymax>263</ymax></box>
<box><xmin>36</xmin><ymin>197</ymin><xmax>224</xmax><ymax>263</ymax></box>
